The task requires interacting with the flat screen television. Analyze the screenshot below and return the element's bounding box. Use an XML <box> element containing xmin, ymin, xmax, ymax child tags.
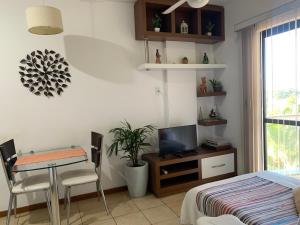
<box><xmin>158</xmin><ymin>125</ymin><xmax>197</xmax><ymax>157</ymax></box>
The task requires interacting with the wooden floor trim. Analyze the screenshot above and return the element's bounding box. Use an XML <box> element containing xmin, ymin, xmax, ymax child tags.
<box><xmin>0</xmin><ymin>186</ymin><xmax>127</xmax><ymax>218</ymax></box>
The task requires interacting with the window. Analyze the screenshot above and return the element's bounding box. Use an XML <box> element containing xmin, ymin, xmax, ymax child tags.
<box><xmin>262</xmin><ymin>19</ymin><xmax>300</xmax><ymax>175</ymax></box>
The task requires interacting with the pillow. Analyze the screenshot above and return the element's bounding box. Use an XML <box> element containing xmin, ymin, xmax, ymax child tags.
<box><xmin>293</xmin><ymin>186</ymin><xmax>300</xmax><ymax>214</ymax></box>
<box><xmin>197</xmin><ymin>215</ymin><xmax>246</xmax><ymax>225</ymax></box>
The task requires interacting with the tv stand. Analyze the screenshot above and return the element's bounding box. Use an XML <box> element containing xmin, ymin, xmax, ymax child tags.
<box><xmin>142</xmin><ymin>148</ymin><xmax>237</xmax><ymax>197</ymax></box>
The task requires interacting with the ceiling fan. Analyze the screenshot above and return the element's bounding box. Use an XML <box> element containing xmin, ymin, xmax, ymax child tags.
<box><xmin>162</xmin><ymin>0</ymin><xmax>209</xmax><ymax>14</ymax></box>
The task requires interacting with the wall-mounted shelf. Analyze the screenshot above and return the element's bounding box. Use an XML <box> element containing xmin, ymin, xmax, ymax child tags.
<box><xmin>198</xmin><ymin>91</ymin><xmax>227</xmax><ymax>98</ymax></box>
<box><xmin>138</xmin><ymin>63</ymin><xmax>227</xmax><ymax>71</ymax></box>
<box><xmin>198</xmin><ymin>119</ymin><xmax>227</xmax><ymax>126</ymax></box>
<box><xmin>134</xmin><ymin>1</ymin><xmax>225</xmax><ymax>44</ymax></box>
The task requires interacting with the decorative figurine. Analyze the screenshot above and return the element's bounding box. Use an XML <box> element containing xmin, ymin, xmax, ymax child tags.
<box><xmin>209</xmin><ymin>108</ymin><xmax>217</xmax><ymax>118</ymax></box>
<box><xmin>156</xmin><ymin>49</ymin><xmax>161</xmax><ymax>64</ymax></box>
<box><xmin>182</xmin><ymin>57</ymin><xmax>189</xmax><ymax>64</ymax></box>
<box><xmin>206</xmin><ymin>21</ymin><xmax>215</xmax><ymax>36</ymax></box>
<box><xmin>199</xmin><ymin>77</ymin><xmax>207</xmax><ymax>95</ymax></box>
<box><xmin>152</xmin><ymin>14</ymin><xmax>162</xmax><ymax>32</ymax></box>
<box><xmin>180</xmin><ymin>20</ymin><xmax>189</xmax><ymax>34</ymax></box>
<box><xmin>202</xmin><ymin>53</ymin><xmax>209</xmax><ymax>64</ymax></box>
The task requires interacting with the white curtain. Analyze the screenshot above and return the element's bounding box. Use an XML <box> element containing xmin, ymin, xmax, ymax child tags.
<box><xmin>242</xmin><ymin>9</ymin><xmax>300</xmax><ymax>173</ymax></box>
<box><xmin>242</xmin><ymin>25</ymin><xmax>263</xmax><ymax>173</ymax></box>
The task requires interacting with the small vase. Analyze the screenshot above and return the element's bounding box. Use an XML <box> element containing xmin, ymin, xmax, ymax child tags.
<box><xmin>154</xmin><ymin>27</ymin><xmax>160</xmax><ymax>32</ymax></box>
<box><xmin>206</xmin><ymin>32</ymin><xmax>212</xmax><ymax>36</ymax></box>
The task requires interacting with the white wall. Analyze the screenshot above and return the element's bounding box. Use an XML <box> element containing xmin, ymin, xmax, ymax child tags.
<box><xmin>214</xmin><ymin>0</ymin><xmax>295</xmax><ymax>174</ymax></box>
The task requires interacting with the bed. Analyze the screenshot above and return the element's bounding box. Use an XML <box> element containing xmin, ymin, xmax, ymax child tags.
<box><xmin>180</xmin><ymin>171</ymin><xmax>300</xmax><ymax>225</ymax></box>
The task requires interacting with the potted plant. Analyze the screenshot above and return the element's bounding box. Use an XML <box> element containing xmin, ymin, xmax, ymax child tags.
<box><xmin>209</xmin><ymin>79</ymin><xmax>223</xmax><ymax>92</ymax></box>
<box><xmin>152</xmin><ymin>14</ymin><xmax>162</xmax><ymax>32</ymax></box>
<box><xmin>206</xmin><ymin>21</ymin><xmax>215</xmax><ymax>36</ymax></box>
<box><xmin>107</xmin><ymin>121</ymin><xmax>155</xmax><ymax>197</ymax></box>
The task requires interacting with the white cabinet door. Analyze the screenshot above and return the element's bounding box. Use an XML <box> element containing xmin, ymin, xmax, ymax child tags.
<box><xmin>201</xmin><ymin>153</ymin><xmax>235</xmax><ymax>179</ymax></box>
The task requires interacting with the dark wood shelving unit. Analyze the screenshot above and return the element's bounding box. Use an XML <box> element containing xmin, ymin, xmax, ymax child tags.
<box><xmin>198</xmin><ymin>91</ymin><xmax>226</xmax><ymax>97</ymax></box>
<box><xmin>198</xmin><ymin>119</ymin><xmax>227</xmax><ymax>126</ymax></box>
<box><xmin>142</xmin><ymin>148</ymin><xmax>237</xmax><ymax>197</ymax></box>
<box><xmin>160</xmin><ymin>168</ymin><xmax>199</xmax><ymax>180</ymax></box>
<box><xmin>134</xmin><ymin>0</ymin><xmax>225</xmax><ymax>43</ymax></box>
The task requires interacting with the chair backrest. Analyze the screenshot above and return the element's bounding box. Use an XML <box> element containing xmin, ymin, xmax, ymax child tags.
<box><xmin>0</xmin><ymin>139</ymin><xmax>17</xmax><ymax>183</ymax></box>
<box><xmin>91</xmin><ymin>132</ymin><xmax>103</xmax><ymax>169</ymax></box>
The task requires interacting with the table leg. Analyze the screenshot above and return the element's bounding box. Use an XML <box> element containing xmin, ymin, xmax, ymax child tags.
<box><xmin>49</xmin><ymin>167</ymin><xmax>61</xmax><ymax>225</ymax></box>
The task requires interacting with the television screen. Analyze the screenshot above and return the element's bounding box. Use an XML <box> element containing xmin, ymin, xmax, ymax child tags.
<box><xmin>158</xmin><ymin>125</ymin><xmax>197</xmax><ymax>156</ymax></box>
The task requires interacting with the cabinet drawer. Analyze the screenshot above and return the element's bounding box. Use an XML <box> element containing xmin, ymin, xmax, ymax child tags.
<box><xmin>201</xmin><ymin>153</ymin><xmax>235</xmax><ymax>179</ymax></box>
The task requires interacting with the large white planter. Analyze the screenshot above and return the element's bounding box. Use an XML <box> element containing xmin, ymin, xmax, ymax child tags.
<box><xmin>124</xmin><ymin>161</ymin><xmax>148</xmax><ymax>198</ymax></box>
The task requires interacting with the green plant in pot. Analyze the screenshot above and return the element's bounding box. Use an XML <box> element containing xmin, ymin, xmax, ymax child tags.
<box><xmin>152</xmin><ymin>14</ymin><xmax>162</xmax><ymax>32</ymax></box>
<box><xmin>107</xmin><ymin>121</ymin><xmax>155</xmax><ymax>197</ymax></box>
<box><xmin>206</xmin><ymin>21</ymin><xmax>215</xmax><ymax>36</ymax></box>
<box><xmin>209</xmin><ymin>79</ymin><xmax>223</xmax><ymax>92</ymax></box>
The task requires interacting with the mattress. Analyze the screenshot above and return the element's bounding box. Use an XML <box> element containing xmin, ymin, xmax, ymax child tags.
<box><xmin>180</xmin><ymin>171</ymin><xmax>300</xmax><ymax>225</ymax></box>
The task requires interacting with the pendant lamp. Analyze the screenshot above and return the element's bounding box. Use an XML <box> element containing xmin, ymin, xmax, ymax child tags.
<box><xmin>26</xmin><ymin>5</ymin><xmax>63</xmax><ymax>35</ymax></box>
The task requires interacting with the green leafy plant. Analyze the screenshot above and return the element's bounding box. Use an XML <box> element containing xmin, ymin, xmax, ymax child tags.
<box><xmin>206</xmin><ymin>21</ymin><xmax>215</xmax><ymax>32</ymax></box>
<box><xmin>107</xmin><ymin>121</ymin><xmax>155</xmax><ymax>167</ymax></box>
<box><xmin>152</xmin><ymin>14</ymin><xmax>162</xmax><ymax>28</ymax></box>
<box><xmin>209</xmin><ymin>79</ymin><xmax>223</xmax><ymax>91</ymax></box>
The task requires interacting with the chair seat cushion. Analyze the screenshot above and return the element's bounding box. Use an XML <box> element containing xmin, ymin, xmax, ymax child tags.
<box><xmin>12</xmin><ymin>174</ymin><xmax>50</xmax><ymax>194</ymax></box>
<box><xmin>60</xmin><ymin>169</ymin><xmax>98</xmax><ymax>186</ymax></box>
<box><xmin>197</xmin><ymin>215</ymin><xmax>246</xmax><ymax>225</ymax></box>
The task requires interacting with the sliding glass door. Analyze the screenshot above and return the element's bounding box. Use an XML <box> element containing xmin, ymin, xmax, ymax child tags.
<box><xmin>262</xmin><ymin>19</ymin><xmax>300</xmax><ymax>175</ymax></box>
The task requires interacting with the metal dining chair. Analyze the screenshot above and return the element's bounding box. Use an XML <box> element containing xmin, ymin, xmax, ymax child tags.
<box><xmin>60</xmin><ymin>132</ymin><xmax>109</xmax><ymax>225</ymax></box>
<box><xmin>0</xmin><ymin>139</ymin><xmax>52</xmax><ymax>225</ymax></box>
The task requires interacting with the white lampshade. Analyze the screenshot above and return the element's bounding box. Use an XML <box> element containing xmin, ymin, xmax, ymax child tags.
<box><xmin>187</xmin><ymin>0</ymin><xmax>209</xmax><ymax>8</ymax></box>
<box><xmin>26</xmin><ymin>6</ymin><xmax>63</xmax><ymax>35</ymax></box>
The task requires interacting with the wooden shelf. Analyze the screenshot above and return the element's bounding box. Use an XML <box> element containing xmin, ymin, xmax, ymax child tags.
<box><xmin>198</xmin><ymin>91</ymin><xmax>226</xmax><ymax>97</ymax></box>
<box><xmin>198</xmin><ymin>119</ymin><xmax>227</xmax><ymax>126</ymax></box>
<box><xmin>134</xmin><ymin>0</ymin><xmax>225</xmax><ymax>43</ymax></box>
<box><xmin>138</xmin><ymin>63</ymin><xmax>227</xmax><ymax>71</ymax></box>
<box><xmin>160</xmin><ymin>168</ymin><xmax>199</xmax><ymax>180</ymax></box>
<box><xmin>143</xmin><ymin>31</ymin><xmax>224</xmax><ymax>44</ymax></box>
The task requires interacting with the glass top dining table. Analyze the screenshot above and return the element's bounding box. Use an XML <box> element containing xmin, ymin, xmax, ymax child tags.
<box><xmin>13</xmin><ymin>147</ymin><xmax>88</xmax><ymax>172</ymax></box>
<box><xmin>12</xmin><ymin>146</ymin><xmax>88</xmax><ymax>225</ymax></box>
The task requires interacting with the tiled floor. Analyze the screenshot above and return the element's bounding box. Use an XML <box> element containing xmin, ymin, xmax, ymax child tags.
<box><xmin>0</xmin><ymin>192</ymin><xmax>185</xmax><ymax>225</ymax></box>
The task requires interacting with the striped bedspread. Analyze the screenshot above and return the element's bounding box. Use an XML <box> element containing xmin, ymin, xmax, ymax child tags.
<box><xmin>196</xmin><ymin>176</ymin><xmax>299</xmax><ymax>225</ymax></box>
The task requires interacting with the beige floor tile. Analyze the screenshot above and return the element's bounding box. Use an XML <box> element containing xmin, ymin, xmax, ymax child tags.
<box><xmin>133</xmin><ymin>194</ymin><xmax>163</xmax><ymax>210</ymax></box>
<box><xmin>106</xmin><ymin>192</ymin><xmax>130</xmax><ymax>206</ymax></box>
<box><xmin>110</xmin><ymin>199</ymin><xmax>139</xmax><ymax>218</ymax></box>
<box><xmin>60</xmin><ymin>213</ymin><xmax>82</xmax><ymax>225</ymax></box>
<box><xmin>153</xmin><ymin>218</ymin><xmax>181</xmax><ymax>225</ymax></box>
<box><xmin>59</xmin><ymin>203</ymin><xmax>82</xmax><ymax>225</ymax></box>
<box><xmin>77</xmin><ymin>198</ymin><xmax>107</xmax><ymax>212</ymax></box>
<box><xmin>80</xmin><ymin>207</ymin><xmax>112</xmax><ymax>224</ymax></box>
<box><xmin>83</xmin><ymin>218</ymin><xmax>116</xmax><ymax>225</ymax></box>
<box><xmin>60</xmin><ymin>203</ymin><xmax>80</xmax><ymax>215</ymax></box>
<box><xmin>160</xmin><ymin>193</ymin><xmax>186</xmax><ymax>205</ymax></box>
<box><xmin>17</xmin><ymin>209</ymin><xmax>50</xmax><ymax>225</ymax></box>
<box><xmin>165</xmin><ymin>200</ymin><xmax>182</xmax><ymax>216</ymax></box>
<box><xmin>142</xmin><ymin>205</ymin><xmax>177</xmax><ymax>224</ymax></box>
<box><xmin>0</xmin><ymin>215</ymin><xmax>18</xmax><ymax>225</ymax></box>
<box><xmin>115</xmin><ymin>212</ymin><xmax>150</xmax><ymax>225</ymax></box>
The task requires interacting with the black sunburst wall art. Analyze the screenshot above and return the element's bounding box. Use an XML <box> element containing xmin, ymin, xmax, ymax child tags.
<box><xmin>19</xmin><ymin>49</ymin><xmax>71</xmax><ymax>97</ymax></box>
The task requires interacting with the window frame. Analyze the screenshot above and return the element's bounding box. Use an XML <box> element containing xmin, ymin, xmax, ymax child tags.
<box><xmin>261</xmin><ymin>19</ymin><xmax>300</xmax><ymax>171</ymax></box>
